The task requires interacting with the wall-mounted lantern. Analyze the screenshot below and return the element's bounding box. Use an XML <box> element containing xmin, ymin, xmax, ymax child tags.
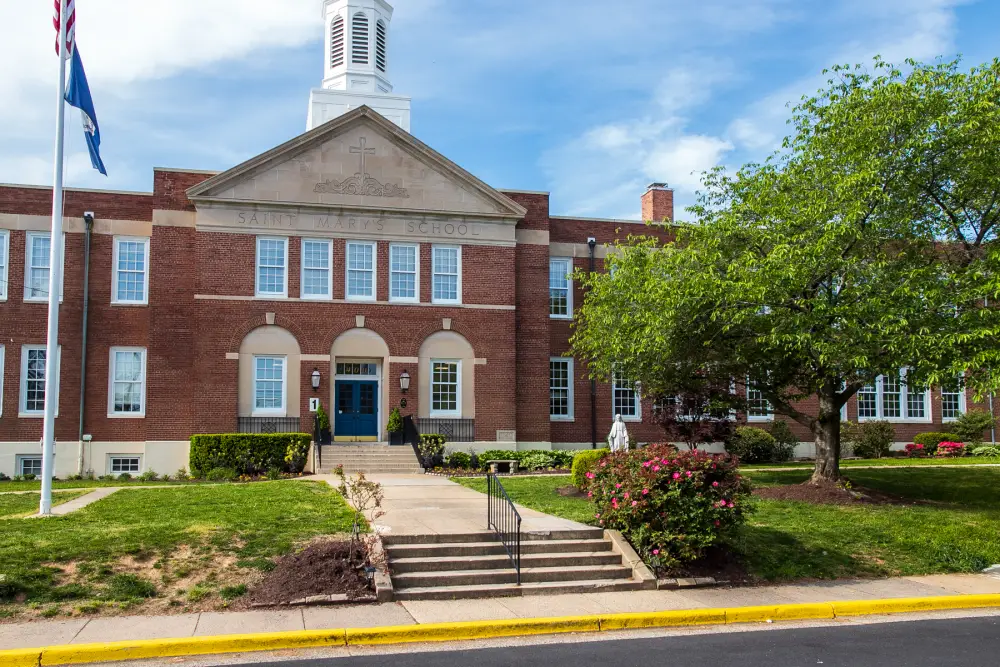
<box><xmin>400</xmin><ymin>370</ymin><xmax>411</xmax><ymax>393</ymax></box>
<box><xmin>311</xmin><ymin>368</ymin><xmax>321</xmax><ymax>392</ymax></box>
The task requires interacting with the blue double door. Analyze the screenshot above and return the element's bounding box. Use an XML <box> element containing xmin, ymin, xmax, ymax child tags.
<box><xmin>334</xmin><ymin>380</ymin><xmax>379</xmax><ymax>441</ymax></box>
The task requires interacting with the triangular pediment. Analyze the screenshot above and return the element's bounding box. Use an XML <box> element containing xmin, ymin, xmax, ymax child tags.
<box><xmin>187</xmin><ymin>107</ymin><xmax>527</xmax><ymax>220</ymax></box>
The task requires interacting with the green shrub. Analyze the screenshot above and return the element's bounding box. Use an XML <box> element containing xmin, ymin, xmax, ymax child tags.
<box><xmin>971</xmin><ymin>445</ymin><xmax>1000</xmax><ymax>458</ymax></box>
<box><xmin>137</xmin><ymin>470</ymin><xmax>158</xmax><ymax>482</ymax></box>
<box><xmin>913</xmin><ymin>431</ymin><xmax>962</xmax><ymax>454</ymax></box>
<box><xmin>386</xmin><ymin>407</ymin><xmax>403</xmax><ymax>434</ymax></box>
<box><xmin>446</xmin><ymin>451</ymin><xmax>472</xmax><ymax>469</ymax></box>
<box><xmin>206</xmin><ymin>467</ymin><xmax>238</xmax><ymax>482</ymax></box>
<box><xmin>418</xmin><ymin>434</ymin><xmax>447</xmax><ymax>467</ymax></box>
<box><xmin>725</xmin><ymin>427</ymin><xmax>778</xmax><ymax>464</ymax></box>
<box><xmin>588</xmin><ymin>446</ymin><xmax>752</xmax><ymax>570</ymax></box>
<box><xmin>103</xmin><ymin>574</ymin><xmax>157</xmax><ymax>601</ymax></box>
<box><xmin>315</xmin><ymin>404</ymin><xmax>331</xmax><ymax>433</ymax></box>
<box><xmin>265</xmin><ymin>466</ymin><xmax>284</xmax><ymax>480</ymax></box>
<box><xmin>117</xmin><ymin>473</ymin><xmax>132</xmax><ymax>482</ymax></box>
<box><xmin>23</xmin><ymin>474</ymin><xmax>36</xmax><ymax>481</ymax></box>
<box><xmin>521</xmin><ymin>452</ymin><xmax>555</xmax><ymax>471</ymax></box>
<box><xmin>174</xmin><ymin>468</ymin><xmax>190</xmax><ymax>482</ymax></box>
<box><xmin>767</xmin><ymin>421</ymin><xmax>798</xmax><ymax>462</ymax></box>
<box><xmin>478</xmin><ymin>449</ymin><xmax>520</xmax><ymax>470</ymax></box>
<box><xmin>550</xmin><ymin>450</ymin><xmax>575</xmax><ymax>468</ymax></box>
<box><xmin>571</xmin><ymin>449</ymin><xmax>610</xmax><ymax>489</ymax></box>
<box><xmin>189</xmin><ymin>433</ymin><xmax>312</xmax><ymax>476</ymax></box>
<box><xmin>843</xmin><ymin>421</ymin><xmax>894</xmax><ymax>459</ymax></box>
<box><xmin>952</xmin><ymin>409</ymin><xmax>996</xmax><ymax>445</ymax></box>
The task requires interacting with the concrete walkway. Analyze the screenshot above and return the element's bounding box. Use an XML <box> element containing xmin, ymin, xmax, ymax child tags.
<box><xmin>317</xmin><ymin>473</ymin><xmax>591</xmax><ymax>536</ymax></box>
<box><xmin>2</xmin><ymin>573</ymin><xmax>1000</xmax><ymax>650</ymax></box>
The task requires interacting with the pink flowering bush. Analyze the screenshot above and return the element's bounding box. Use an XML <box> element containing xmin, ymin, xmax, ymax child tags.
<box><xmin>587</xmin><ymin>445</ymin><xmax>752</xmax><ymax>570</ymax></box>
<box><xmin>934</xmin><ymin>441</ymin><xmax>966</xmax><ymax>458</ymax></box>
<box><xmin>904</xmin><ymin>443</ymin><xmax>926</xmax><ymax>458</ymax></box>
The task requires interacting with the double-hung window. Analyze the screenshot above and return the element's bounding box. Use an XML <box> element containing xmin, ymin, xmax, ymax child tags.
<box><xmin>24</xmin><ymin>232</ymin><xmax>64</xmax><ymax>302</ymax></box>
<box><xmin>0</xmin><ymin>230</ymin><xmax>8</xmax><ymax>301</ymax></box>
<box><xmin>301</xmin><ymin>239</ymin><xmax>333</xmax><ymax>300</ymax></box>
<box><xmin>857</xmin><ymin>369</ymin><xmax>930</xmax><ymax>422</ymax></box>
<box><xmin>549</xmin><ymin>358</ymin><xmax>574</xmax><ymax>420</ymax></box>
<box><xmin>346</xmin><ymin>241</ymin><xmax>376</xmax><ymax>300</ymax></box>
<box><xmin>108</xmin><ymin>347</ymin><xmax>147</xmax><ymax>417</ymax></box>
<box><xmin>612</xmin><ymin>372</ymin><xmax>640</xmax><ymax>421</ymax></box>
<box><xmin>746</xmin><ymin>379</ymin><xmax>772</xmax><ymax>421</ymax></box>
<box><xmin>549</xmin><ymin>258</ymin><xmax>573</xmax><ymax>318</ymax></box>
<box><xmin>256</xmin><ymin>237</ymin><xmax>288</xmax><ymax>298</ymax></box>
<box><xmin>253</xmin><ymin>355</ymin><xmax>286</xmax><ymax>415</ymax></box>
<box><xmin>941</xmin><ymin>379</ymin><xmax>966</xmax><ymax>421</ymax></box>
<box><xmin>389</xmin><ymin>243</ymin><xmax>418</xmax><ymax>302</ymax></box>
<box><xmin>432</xmin><ymin>245</ymin><xmax>461</xmax><ymax>304</ymax></box>
<box><xmin>430</xmin><ymin>360</ymin><xmax>461</xmax><ymax>417</ymax></box>
<box><xmin>112</xmin><ymin>237</ymin><xmax>150</xmax><ymax>305</ymax></box>
<box><xmin>20</xmin><ymin>345</ymin><xmax>60</xmax><ymax>416</ymax></box>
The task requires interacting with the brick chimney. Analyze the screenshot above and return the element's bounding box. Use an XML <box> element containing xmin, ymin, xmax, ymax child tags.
<box><xmin>641</xmin><ymin>182</ymin><xmax>674</xmax><ymax>223</ymax></box>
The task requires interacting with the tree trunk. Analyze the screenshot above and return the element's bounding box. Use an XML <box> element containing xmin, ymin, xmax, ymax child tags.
<box><xmin>811</xmin><ymin>387</ymin><xmax>842</xmax><ymax>483</ymax></box>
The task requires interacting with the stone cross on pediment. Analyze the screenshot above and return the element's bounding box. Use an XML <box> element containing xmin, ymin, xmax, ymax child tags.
<box><xmin>350</xmin><ymin>137</ymin><xmax>377</xmax><ymax>178</ymax></box>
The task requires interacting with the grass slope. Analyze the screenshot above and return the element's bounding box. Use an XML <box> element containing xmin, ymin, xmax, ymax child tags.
<box><xmin>454</xmin><ymin>468</ymin><xmax>1000</xmax><ymax>581</ymax></box>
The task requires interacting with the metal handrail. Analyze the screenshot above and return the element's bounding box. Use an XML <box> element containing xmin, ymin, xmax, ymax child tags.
<box><xmin>486</xmin><ymin>472</ymin><xmax>522</xmax><ymax>585</ymax></box>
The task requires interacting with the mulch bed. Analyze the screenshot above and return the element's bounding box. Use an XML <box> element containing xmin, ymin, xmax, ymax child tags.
<box><xmin>753</xmin><ymin>480</ymin><xmax>918</xmax><ymax>505</ymax></box>
<box><xmin>658</xmin><ymin>547</ymin><xmax>756</xmax><ymax>585</ymax></box>
<box><xmin>247</xmin><ymin>540</ymin><xmax>373</xmax><ymax>607</ymax></box>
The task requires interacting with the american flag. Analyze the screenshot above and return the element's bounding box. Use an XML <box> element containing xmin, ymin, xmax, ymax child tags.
<box><xmin>53</xmin><ymin>0</ymin><xmax>76</xmax><ymax>58</ymax></box>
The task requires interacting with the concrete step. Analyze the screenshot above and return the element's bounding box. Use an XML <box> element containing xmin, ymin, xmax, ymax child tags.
<box><xmin>392</xmin><ymin>578</ymin><xmax>645</xmax><ymax>601</ymax></box>
<box><xmin>391</xmin><ymin>564</ymin><xmax>632</xmax><ymax>588</ymax></box>
<box><xmin>391</xmin><ymin>551</ymin><xmax>623</xmax><ymax>573</ymax></box>
<box><xmin>382</xmin><ymin>529</ymin><xmax>604</xmax><ymax>546</ymax></box>
<box><xmin>386</xmin><ymin>538</ymin><xmax>612</xmax><ymax>559</ymax></box>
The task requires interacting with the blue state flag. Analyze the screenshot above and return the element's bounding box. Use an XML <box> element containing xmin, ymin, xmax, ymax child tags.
<box><xmin>64</xmin><ymin>46</ymin><xmax>107</xmax><ymax>176</ymax></box>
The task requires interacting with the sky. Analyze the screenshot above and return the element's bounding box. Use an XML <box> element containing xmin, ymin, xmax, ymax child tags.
<box><xmin>0</xmin><ymin>0</ymin><xmax>996</xmax><ymax>220</ymax></box>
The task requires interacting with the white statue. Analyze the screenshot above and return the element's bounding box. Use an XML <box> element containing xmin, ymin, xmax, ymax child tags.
<box><xmin>607</xmin><ymin>414</ymin><xmax>630</xmax><ymax>453</ymax></box>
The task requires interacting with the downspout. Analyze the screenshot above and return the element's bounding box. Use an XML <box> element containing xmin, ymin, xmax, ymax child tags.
<box><xmin>588</xmin><ymin>237</ymin><xmax>597</xmax><ymax>449</ymax></box>
<box><xmin>77</xmin><ymin>212</ymin><xmax>94</xmax><ymax>475</ymax></box>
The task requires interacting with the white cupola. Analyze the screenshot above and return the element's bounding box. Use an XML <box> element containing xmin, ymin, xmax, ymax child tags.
<box><xmin>308</xmin><ymin>0</ymin><xmax>411</xmax><ymax>132</ymax></box>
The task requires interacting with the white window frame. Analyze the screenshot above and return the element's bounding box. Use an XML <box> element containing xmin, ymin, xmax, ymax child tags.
<box><xmin>549</xmin><ymin>257</ymin><xmax>573</xmax><ymax>319</ymax></box>
<box><xmin>107</xmin><ymin>347</ymin><xmax>147</xmax><ymax>418</ymax></box>
<box><xmin>300</xmin><ymin>238</ymin><xmax>333</xmax><ymax>301</ymax></box>
<box><xmin>430</xmin><ymin>359</ymin><xmax>462</xmax><ymax>418</ymax></box>
<box><xmin>746</xmin><ymin>378</ymin><xmax>773</xmax><ymax>422</ymax></box>
<box><xmin>431</xmin><ymin>245</ymin><xmax>462</xmax><ymax>305</ymax></box>
<box><xmin>345</xmin><ymin>241</ymin><xmax>377</xmax><ymax>301</ymax></box>
<box><xmin>941</xmin><ymin>380</ymin><xmax>967</xmax><ymax>422</ymax></box>
<box><xmin>108</xmin><ymin>455</ymin><xmax>142</xmax><ymax>475</ymax></box>
<box><xmin>549</xmin><ymin>357</ymin><xmax>574</xmax><ymax>421</ymax></box>
<box><xmin>19</xmin><ymin>345</ymin><xmax>60</xmax><ymax>417</ymax></box>
<box><xmin>0</xmin><ymin>229</ymin><xmax>8</xmax><ymax>302</ymax></box>
<box><xmin>612</xmin><ymin>372</ymin><xmax>641</xmax><ymax>422</ymax></box>
<box><xmin>111</xmin><ymin>236</ymin><xmax>150</xmax><ymax>305</ymax></box>
<box><xmin>252</xmin><ymin>355</ymin><xmax>287</xmax><ymax>416</ymax></box>
<box><xmin>255</xmin><ymin>236</ymin><xmax>289</xmax><ymax>298</ymax></box>
<box><xmin>389</xmin><ymin>243</ymin><xmax>420</xmax><ymax>303</ymax></box>
<box><xmin>857</xmin><ymin>369</ymin><xmax>932</xmax><ymax>423</ymax></box>
<box><xmin>24</xmin><ymin>232</ymin><xmax>65</xmax><ymax>303</ymax></box>
<box><xmin>17</xmin><ymin>456</ymin><xmax>43</xmax><ymax>477</ymax></box>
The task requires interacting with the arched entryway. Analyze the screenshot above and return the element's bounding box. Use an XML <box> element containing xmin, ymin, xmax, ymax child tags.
<box><xmin>330</xmin><ymin>328</ymin><xmax>390</xmax><ymax>442</ymax></box>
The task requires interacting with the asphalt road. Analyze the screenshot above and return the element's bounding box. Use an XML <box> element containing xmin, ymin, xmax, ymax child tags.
<box><xmin>241</xmin><ymin>616</ymin><xmax>1000</xmax><ymax>667</ymax></box>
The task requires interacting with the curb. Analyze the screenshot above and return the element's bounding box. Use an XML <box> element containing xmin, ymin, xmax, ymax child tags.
<box><xmin>3</xmin><ymin>594</ymin><xmax>999</xmax><ymax>666</ymax></box>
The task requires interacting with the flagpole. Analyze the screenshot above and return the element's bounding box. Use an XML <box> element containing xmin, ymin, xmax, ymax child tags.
<box><xmin>40</xmin><ymin>0</ymin><xmax>69</xmax><ymax>516</ymax></box>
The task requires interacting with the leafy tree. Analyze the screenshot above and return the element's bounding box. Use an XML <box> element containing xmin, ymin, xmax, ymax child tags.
<box><xmin>572</xmin><ymin>58</ymin><xmax>1000</xmax><ymax>483</ymax></box>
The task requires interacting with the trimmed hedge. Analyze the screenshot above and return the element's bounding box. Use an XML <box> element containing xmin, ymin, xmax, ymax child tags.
<box><xmin>571</xmin><ymin>448</ymin><xmax>610</xmax><ymax>489</ymax></box>
<box><xmin>190</xmin><ymin>433</ymin><xmax>311</xmax><ymax>477</ymax></box>
<box><xmin>913</xmin><ymin>432</ymin><xmax>961</xmax><ymax>452</ymax></box>
<box><xmin>477</xmin><ymin>449</ymin><xmax>576</xmax><ymax>471</ymax></box>
<box><xmin>725</xmin><ymin>427</ymin><xmax>778</xmax><ymax>464</ymax></box>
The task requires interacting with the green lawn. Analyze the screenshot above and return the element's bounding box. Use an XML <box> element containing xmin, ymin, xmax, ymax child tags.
<box><xmin>744</xmin><ymin>456</ymin><xmax>1000</xmax><ymax>469</ymax></box>
<box><xmin>0</xmin><ymin>479</ymin><xmax>221</xmax><ymax>492</ymax></box>
<box><xmin>0</xmin><ymin>481</ymin><xmax>356</xmax><ymax>615</ymax></box>
<box><xmin>0</xmin><ymin>491</ymin><xmax>88</xmax><ymax>518</ymax></box>
<box><xmin>454</xmin><ymin>468</ymin><xmax>1000</xmax><ymax>582</ymax></box>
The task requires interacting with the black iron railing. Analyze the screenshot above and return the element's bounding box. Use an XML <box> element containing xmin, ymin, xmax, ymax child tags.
<box><xmin>416</xmin><ymin>418</ymin><xmax>475</xmax><ymax>442</ymax></box>
<box><xmin>487</xmin><ymin>472</ymin><xmax>522</xmax><ymax>585</ymax></box>
<box><xmin>237</xmin><ymin>417</ymin><xmax>304</xmax><ymax>434</ymax></box>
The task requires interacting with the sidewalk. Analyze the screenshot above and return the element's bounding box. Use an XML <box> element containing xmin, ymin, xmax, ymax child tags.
<box><xmin>4</xmin><ymin>573</ymin><xmax>1000</xmax><ymax>651</ymax></box>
